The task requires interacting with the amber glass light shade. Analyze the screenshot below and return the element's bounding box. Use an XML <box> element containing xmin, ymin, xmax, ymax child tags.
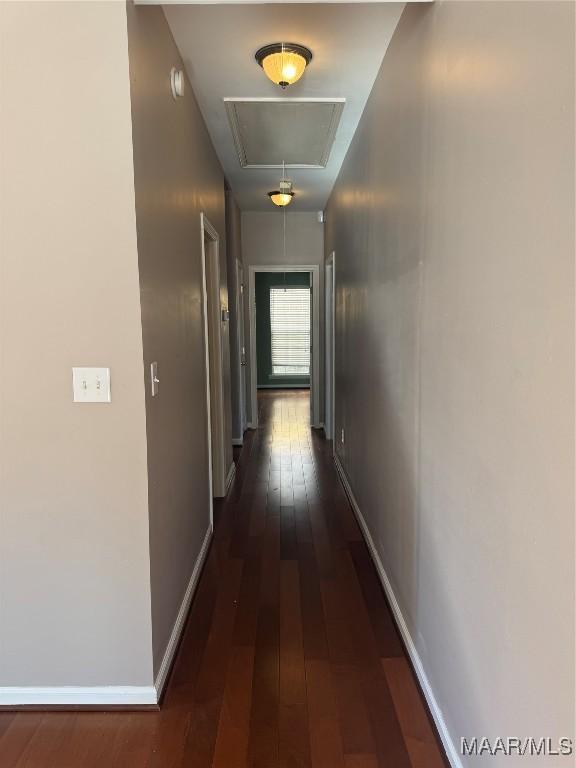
<box><xmin>268</xmin><ymin>190</ymin><xmax>294</xmax><ymax>207</ymax></box>
<box><xmin>255</xmin><ymin>43</ymin><xmax>312</xmax><ymax>88</ymax></box>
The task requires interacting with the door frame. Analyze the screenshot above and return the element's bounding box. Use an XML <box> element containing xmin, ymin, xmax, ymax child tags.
<box><xmin>235</xmin><ymin>258</ymin><xmax>247</xmax><ymax>441</ymax></box>
<box><xmin>248</xmin><ymin>264</ymin><xmax>320</xmax><ymax>429</ymax></box>
<box><xmin>324</xmin><ymin>251</ymin><xmax>335</xmax><ymax>442</ymax></box>
<box><xmin>200</xmin><ymin>213</ymin><xmax>227</xmax><ymax>505</ymax></box>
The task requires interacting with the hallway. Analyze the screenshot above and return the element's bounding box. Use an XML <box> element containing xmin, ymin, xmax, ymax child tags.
<box><xmin>1</xmin><ymin>1</ymin><xmax>573</xmax><ymax>761</ymax></box>
<box><xmin>0</xmin><ymin>390</ymin><xmax>446</xmax><ymax>768</ymax></box>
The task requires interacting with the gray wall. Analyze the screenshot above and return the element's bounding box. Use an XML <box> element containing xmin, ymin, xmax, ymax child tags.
<box><xmin>325</xmin><ymin>1</ymin><xmax>575</xmax><ymax>762</ymax></box>
<box><xmin>242</xmin><ymin>212</ymin><xmax>325</xmax><ymax>423</ymax></box>
<box><xmin>0</xmin><ymin>1</ymin><xmax>153</xmax><ymax>687</ymax></box>
<box><xmin>126</xmin><ymin>3</ymin><xmax>232</xmax><ymax>677</ymax></box>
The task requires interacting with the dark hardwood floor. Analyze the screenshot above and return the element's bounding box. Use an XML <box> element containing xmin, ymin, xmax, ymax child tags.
<box><xmin>0</xmin><ymin>390</ymin><xmax>447</xmax><ymax>768</ymax></box>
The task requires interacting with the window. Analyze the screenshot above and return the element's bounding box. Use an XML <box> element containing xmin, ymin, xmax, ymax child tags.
<box><xmin>270</xmin><ymin>286</ymin><xmax>310</xmax><ymax>376</ymax></box>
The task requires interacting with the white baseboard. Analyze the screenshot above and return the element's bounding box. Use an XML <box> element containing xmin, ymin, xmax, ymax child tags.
<box><xmin>225</xmin><ymin>461</ymin><xmax>236</xmax><ymax>492</ymax></box>
<box><xmin>333</xmin><ymin>454</ymin><xmax>461</xmax><ymax>768</ymax></box>
<box><xmin>154</xmin><ymin>524</ymin><xmax>213</xmax><ymax>698</ymax></box>
<box><xmin>0</xmin><ymin>686</ymin><xmax>157</xmax><ymax>707</ymax></box>
<box><xmin>0</xmin><ymin>525</ymin><xmax>214</xmax><ymax>709</ymax></box>
<box><xmin>232</xmin><ymin>437</ymin><xmax>243</xmax><ymax>446</ymax></box>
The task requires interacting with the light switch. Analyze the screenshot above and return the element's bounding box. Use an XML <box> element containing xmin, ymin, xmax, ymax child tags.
<box><xmin>72</xmin><ymin>367</ymin><xmax>111</xmax><ymax>403</ymax></box>
<box><xmin>150</xmin><ymin>361</ymin><xmax>159</xmax><ymax>397</ymax></box>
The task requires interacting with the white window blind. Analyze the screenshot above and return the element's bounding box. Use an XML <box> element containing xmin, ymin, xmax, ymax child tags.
<box><xmin>270</xmin><ymin>287</ymin><xmax>311</xmax><ymax>376</ymax></box>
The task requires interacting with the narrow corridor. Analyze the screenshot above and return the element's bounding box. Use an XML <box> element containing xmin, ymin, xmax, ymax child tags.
<box><xmin>0</xmin><ymin>390</ymin><xmax>447</xmax><ymax>767</ymax></box>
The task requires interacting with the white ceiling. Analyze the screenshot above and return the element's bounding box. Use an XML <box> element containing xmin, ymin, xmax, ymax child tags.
<box><xmin>164</xmin><ymin>3</ymin><xmax>405</xmax><ymax>211</ymax></box>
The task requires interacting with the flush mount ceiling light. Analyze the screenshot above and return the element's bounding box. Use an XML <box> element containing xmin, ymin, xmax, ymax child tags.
<box><xmin>255</xmin><ymin>43</ymin><xmax>312</xmax><ymax>89</ymax></box>
<box><xmin>268</xmin><ymin>179</ymin><xmax>294</xmax><ymax>207</ymax></box>
<box><xmin>268</xmin><ymin>163</ymin><xmax>295</xmax><ymax>207</ymax></box>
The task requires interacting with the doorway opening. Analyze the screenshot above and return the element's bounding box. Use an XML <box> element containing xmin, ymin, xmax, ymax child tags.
<box><xmin>248</xmin><ymin>265</ymin><xmax>320</xmax><ymax>428</ymax></box>
<box><xmin>200</xmin><ymin>213</ymin><xmax>234</xmax><ymax>504</ymax></box>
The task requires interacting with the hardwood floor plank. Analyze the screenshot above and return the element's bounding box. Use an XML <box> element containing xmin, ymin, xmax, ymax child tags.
<box><xmin>331</xmin><ymin>664</ymin><xmax>376</xmax><ymax>757</ymax></box>
<box><xmin>169</xmin><ymin>547</ymin><xmax>229</xmax><ymax>688</ymax></box>
<box><xmin>294</xmin><ymin>499</ymin><xmax>313</xmax><ymax>547</ymax></box>
<box><xmin>13</xmin><ymin>713</ymin><xmax>74</xmax><ymax>768</ymax></box>
<box><xmin>280</xmin><ymin>561</ymin><xmax>307</xmax><ymax>706</ymax></box>
<box><xmin>211</xmin><ymin>646</ymin><xmax>255</xmax><ymax>768</ymax></box>
<box><xmin>0</xmin><ymin>714</ymin><xmax>44</xmax><ymax>768</ymax></box>
<box><xmin>179</xmin><ymin>558</ymin><xmax>244</xmax><ymax>768</ymax></box>
<box><xmin>233</xmin><ymin>546</ymin><xmax>261</xmax><ymax>647</ymax></box>
<box><xmin>348</xmin><ymin>542</ymin><xmax>404</xmax><ymax>659</ymax></box>
<box><xmin>46</xmin><ymin>713</ymin><xmax>122</xmax><ymax>768</ymax></box>
<box><xmin>249</xmin><ymin>496</ymin><xmax>267</xmax><ymax>538</ymax></box>
<box><xmin>279</xmin><ymin>545</ymin><xmax>311</xmax><ymax>768</ymax></box>
<box><xmin>320</xmin><ymin>578</ymin><xmax>356</xmax><ymax>666</ymax></box>
<box><xmin>298</xmin><ymin>546</ymin><xmax>328</xmax><ymax>661</ymax></box>
<box><xmin>305</xmin><ymin>660</ymin><xmax>345</xmax><ymax>768</ymax></box>
<box><xmin>343</xmin><ymin>755</ymin><xmax>379</xmax><ymax>768</ymax></box>
<box><xmin>333</xmin><ymin>551</ymin><xmax>384</xmax><ymax>665</ymax></box>
<box><xmin>279</xmin><ymin>702</ymin><xmax>311</xmax><ymax>768</ymax></box>
<box><xmin>194</xmin><ymin>558</ymin><xmax>244</xmax><ymax>702</ymax></box>
<box><xmin>247</xmin><ymin>509</ymin><xmax>280</xmax><ymax>768</ymax></box>
<box><xmin>0</xmin><ymin>713</ymin><xmax>16</xmax><ymax>741</ymax></box>
<box><xmin>143</xmin><ymin>695</ymin><xmax>191</xmax><ymax>768</ymax></box>
<box><xmin>280</xmin><ymin>506</ymin><xmax>298</xmax><ymax>561</ymax></box>
<box><xmin>382</xmin><ymin>658</ymin><xmax>447</xmax><ymax>768</ymax></box>
<box><xmin>247</xmin><ymin>627</ymin><xmax>280</xmax><ymax>768</ymax></box>
<box><xmin>107</xmin><ymin>714</ymin><xmax>159</xmax><ymax>768</ymax></box>
<box><xmin>359</xmin><ymin>665</ymin><xmax>413</xmax><ymax>768</ymax></box>
<box><xmin>307</xmin><ymin>502</ymin><xmax>339</xmax><ymax>579</ymax></box>
<box><xmin>333</xmin><ymin>495</ymin><xmax>364</xmax><ymax>544</ymax></box>
<box><xmin>259</xmin><ymin>509</ymin><xmax>280</xmax><ymax>620</ymax></box>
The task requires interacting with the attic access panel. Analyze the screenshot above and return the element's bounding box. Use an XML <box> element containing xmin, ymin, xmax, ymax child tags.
<box><xmin>224</xmin><ymin>98</ymin><xmax>345</xmax><ymax>169</ymax></box>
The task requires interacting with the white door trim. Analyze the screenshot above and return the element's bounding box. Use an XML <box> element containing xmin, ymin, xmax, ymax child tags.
<box><xmin>200</xmin><ymin>213</ymin><xmax>226</xmax><ymax>507</ymax></box>
<box><xmin>248</xmin><ymin>264</ymin><xmax>320</xmax><ymax>428</ymax></box>
<box><xmin>236</xmin><ymin>258</ymin><xmax>247</xmax><ymax>439</ymax></box>
<box><xmin>324</xmin><ymin>252</ymin><xmax>335</xmax><ymax>442</ymax></box>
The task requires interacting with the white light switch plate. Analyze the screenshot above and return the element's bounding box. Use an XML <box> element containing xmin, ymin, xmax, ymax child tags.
<box><xmin>72</xmin><ymin>367</ymin><xmax>111</xmax><ymax>403</ymax></box>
